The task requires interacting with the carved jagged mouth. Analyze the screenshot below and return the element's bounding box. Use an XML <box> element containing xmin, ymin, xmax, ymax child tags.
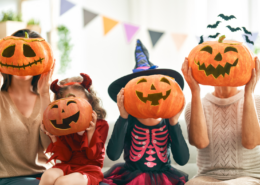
<box><xmin>136</xmin><ymin>89</ymin><xmax>171</xmax><ymax>106</ymax></box>
<box><xmin>0</xmin><ymin>57</ymin><xmax>44</xmax><ymax>70</ymax></box>
<box><xmin>195</xmin><ymin>58</ymin><xmax>238</xmax><ymax>78</ymax></box>
<box><xmin>50</xmin><ymin>111</ymin><xmax>80</xmax><ymax>129</ymax></box>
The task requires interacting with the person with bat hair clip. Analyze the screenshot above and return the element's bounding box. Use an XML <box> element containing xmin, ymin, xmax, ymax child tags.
<box><xmin>182</xmin><ymin>51</ymin><xmax>260</xmax><ymax>185</ymax></box>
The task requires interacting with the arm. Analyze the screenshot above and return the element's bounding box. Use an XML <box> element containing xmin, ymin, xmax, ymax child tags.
<box><xmin>46</xmin><ymin>136</ymin><xmax>72</xmax><ymax>162</ymax></box>
<box><xmin>242</xmin><ymin>57</ymin><xmax>260</xmax><ymax>149</ymax></box>
<box><xmin>167</xmin><ymin>121</ymin><xmax>189</xmax><ymax>166</ymax></box>
<box><xmin>181</xmin><ymin>58</ymin><xmax>209</xmax><ymax>149</ymax></box>
<box><xmin>82</xmin><ymin>120</ymin><xmax>109</xmax><ymax>160</ymax></box>
<box><xmin>106</xmin><ymin>116</ymin><xmax>128</xmax><ymax>161</ymax></box>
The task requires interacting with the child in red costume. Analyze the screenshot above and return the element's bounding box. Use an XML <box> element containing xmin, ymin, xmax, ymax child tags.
<box><xmin>39</xmin><ymin>73</ymin><xmax>109</xmax><ymax>185</ymax></box>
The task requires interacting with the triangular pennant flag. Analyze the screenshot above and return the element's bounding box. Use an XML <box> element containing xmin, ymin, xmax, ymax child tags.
<box><xmin>242</xmin><ymin>32</ymin><xmax>258</xmax><ymax>51</ymax></box>
<box><xmin>123</xmin><ymin>23</ymin><xmax>140</xmax><ymax>43</ymax></box>
<box><xmin>60</xmin><ymin>0</ymin><xmax>75</xmax><ymax>16</ymax></box>
<box><xmin>172</xmin><ymin>33</ymin><xmax>188</xmax><ymax>50</ymax></box>
<box><xmin>83</xmin><ymin>9</ymin><xmax>98</xmax><ymax>27</ymax></box>
<box><xmin>102</xmin><ymin>16</ymin><xmax>119</xmax><ymax>35</ymax></box>
<box><xmin>148</xmin><ymin>30</ymin><xmax>164</xmax><ymax>47</ymax></box>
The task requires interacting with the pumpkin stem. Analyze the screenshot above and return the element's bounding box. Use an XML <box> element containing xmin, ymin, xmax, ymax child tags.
<box><xmin>25</xmin><ymin>32</ymin><xmax>29</xmax><ymax>38</ymax></box>
<box><xmin>218</xmin><ymin>35</ymin><xmax>225</xmax><ymax>43</ymax></box>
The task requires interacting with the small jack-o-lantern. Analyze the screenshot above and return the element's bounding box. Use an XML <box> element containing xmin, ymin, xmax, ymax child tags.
<box><xmin>43</xmin><ymin>97</ymin><xmax>93</xmax><ymax>136</ymax></box>
<box><xmin>0</xmin><ymin>32</ymin><xmax>54</xmax><ymax>76</ymax></box>
<box><xmin>188</xmin><ymin>35</ymin><xmax>254</xmax><ymax>86</ymax></box>
<box><xmin>124</xmin><ymin>74</ymin><xmax>184</xmax><ymax>119</ymax></box>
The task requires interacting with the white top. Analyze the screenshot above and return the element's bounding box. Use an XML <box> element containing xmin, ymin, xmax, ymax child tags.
<box><xmin>185</xmin><ymin>90</ymin><xmax>260</xmax><ymax>180</ymax></box>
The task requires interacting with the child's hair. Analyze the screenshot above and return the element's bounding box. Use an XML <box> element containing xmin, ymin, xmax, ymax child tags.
<box><xmin>54</xmin><ymin>76</ymin><xmax>106</xmax><ymax>119</ymax></box>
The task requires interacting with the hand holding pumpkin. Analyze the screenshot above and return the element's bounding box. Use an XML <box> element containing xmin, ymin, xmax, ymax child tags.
<box><xmin>117</xmin><ymin>88</ymin><xmax>129</xmax><ymax>119</ymax></box>
<box><xmin>168</xmin><ymin>97</ymin><xmax>186</xmax><ymax>126</ymax></box>
<box><xmin>40</xmin><ymin>122</ymin><xmax>57</xmax><ymax>143</ymax></box>
<box><xmin>86</xmin><ymin>111</ymin><xmax>97</xmax><ymax>133</ymax></box>
<box><xmin>245</xmin><ymin>57</ymin><xmax>260</xmax><ymax>95</ymax></box>
<box><xmin>181</xmin><ymin>57</ymin><xmax>200</xmax><ymax>95</ymax></box>
<box><xmin>38</xmin><ymin>61</ymin><xmax>55</xmax><ymax>96</ymax></box>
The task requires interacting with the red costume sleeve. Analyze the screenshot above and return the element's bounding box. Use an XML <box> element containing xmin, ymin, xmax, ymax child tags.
<box><xmin>81</xmin><ymin>120</ymin><xmax>109</xmax><ymax>163</ymax></box>
<box><xmin>46</xmin><ymin>136</ymin><xmax>72</xmax><ymax>163</ymax></box>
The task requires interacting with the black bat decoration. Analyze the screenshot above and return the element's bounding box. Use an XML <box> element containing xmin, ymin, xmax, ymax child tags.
<box><xmin>244</xmin><ymin>35</ymin><xmax>254</xmax><ymax>45</ymax></box>
<box><xmin>226</xmin><ymin>25</ymin><xmax>241</xmax><ymax>32</ymax></box>
<box><xmin>242</xmin><ymin>27</ymin><xmax>252</xmax><ymax>35</ymax></box>
<box><xmin>218</xmin><ymin>14</ymin><xmax>236</xmax><ymax>21</ymax></box>
<box><xmin>207</xmin><ymin>21</ymin><xmax>221</xmax><ymax>29</ymax></box>
<box><xmin>198</xmin><ymin>35</ymin><xmax>204</xmax><ymax>44</ymax></box>
<box><xmin>208</xmin><ymin>33</ymin><xmax>220</xmax><ymax>39</ymax></box>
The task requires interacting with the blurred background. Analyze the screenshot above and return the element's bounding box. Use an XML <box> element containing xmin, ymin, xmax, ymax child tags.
<box><xmin>0</xmin><ymin>0</ymin><xmax>260</xmax><ymax>122</ymax></box>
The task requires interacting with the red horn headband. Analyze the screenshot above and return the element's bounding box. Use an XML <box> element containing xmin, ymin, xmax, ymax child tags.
<box><xmin>50</xmin><ymin>73</ymin><xmax>92</xmax><ymax>94</ymax></box>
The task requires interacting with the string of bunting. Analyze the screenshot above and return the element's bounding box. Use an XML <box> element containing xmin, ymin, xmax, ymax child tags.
<box><xmin>60</xmin><ymin>0</ymin><xmax>258</xmax><ymax>51</ymax></box>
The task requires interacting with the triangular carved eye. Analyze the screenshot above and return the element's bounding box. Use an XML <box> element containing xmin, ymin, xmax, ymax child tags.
<box><xmin>23</xmin><ymin>44</ymin><xmax>36</xmax><ymax>57</ymax></box>
<box><xmin>2</xmin><ymin>45</ymin><xmax>15</xmax><ymax>57</ymax></box>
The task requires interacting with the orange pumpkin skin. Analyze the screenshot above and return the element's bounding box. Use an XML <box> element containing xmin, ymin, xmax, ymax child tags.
<box><xmin>0</xmin><ymin>36</ymin><xmax>54</xmax><ymax>76</ymax></box>
<box><xmin>43</xmin><ymin>97</ymin><xmax>93</xmax><ymax>136</ymax></box>
<box><xmin>124</xmin><ymin>75</ymin><xmax>184</xmax><ymax>119</ymax></box>
<box><xmin>188</xmin><ymin>40</ymin><xmax>254</xmax><ymax>86</ymax></box>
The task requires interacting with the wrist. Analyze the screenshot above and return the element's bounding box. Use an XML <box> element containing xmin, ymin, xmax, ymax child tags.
<box><xmin>192</xmin><ymin>90</ymin><xmax>200</xmax><ymax>98</ymax></box>
<box><xmin>120</xmin><ymin>113</ymin><xmax>128</xmax><ymax>119</ymax></box>
<box><xmin>169</xmin><ymin>118</ymin><xmax>179</xmax><ymax>126</ymax></box>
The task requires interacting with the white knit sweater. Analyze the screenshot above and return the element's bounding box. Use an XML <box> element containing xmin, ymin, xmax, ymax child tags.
<box><xmin>185</xmin><ymin>90</ymin><xmax>260</xmax><ymax>180</ymax></box>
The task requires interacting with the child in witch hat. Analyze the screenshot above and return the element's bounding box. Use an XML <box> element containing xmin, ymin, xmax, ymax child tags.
<box><xmin>102</xmin><ymin>40</ymin><xmax>189</xmax><ymax>185</ymax></box>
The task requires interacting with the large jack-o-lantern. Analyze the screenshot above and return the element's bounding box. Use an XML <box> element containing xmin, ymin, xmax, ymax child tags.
<box><xmin>43</xmin><ymin>97</ymin><xmax>93</xmax><ymax>136</ymax></box>
<box><xmin>188</xmin><ymin>35</ymin><xmax>254</xmax><ymax>86</ymax></box>
<box><xmin>124</xmin><ymin>74</ymin><xmax>184</xmax><ymax>119</ymax></box>
<box><xmin>0</xmin><ymin>32</ymin><xmax>54</xmax><ymax>76</ymax></box>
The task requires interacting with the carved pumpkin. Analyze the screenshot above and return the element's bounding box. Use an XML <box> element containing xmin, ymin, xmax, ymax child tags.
<box><xmin>124</xmin><ymin>74</ymin><xmax>184</xmax><ymax>119</ymax></box>
<box><xmin>43</xmin><ymin>97</ymin><xmax>93</xmax><ymax>136</ymax></box>
<box><xmin>188</xmin><ymin>35</ymin><xmax>254</xmax><ymax>86</ymax></box>
<box><xmin>0</xmin><ymin>32</ymin><xmax>54</xmax><ymax>76</ymax></box>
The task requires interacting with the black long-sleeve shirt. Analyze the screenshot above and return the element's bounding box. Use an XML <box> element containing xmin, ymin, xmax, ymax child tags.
<box><xmin>107</xmin><ymin>115</ymin><xmax>189</xmax><ymax>172</ymax></box>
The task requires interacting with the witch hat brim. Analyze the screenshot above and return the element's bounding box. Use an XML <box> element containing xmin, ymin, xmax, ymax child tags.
<box><xmin>108</xmin><ymin>68</ymin><xmax>184</xmax><ymax>102</ymax></box>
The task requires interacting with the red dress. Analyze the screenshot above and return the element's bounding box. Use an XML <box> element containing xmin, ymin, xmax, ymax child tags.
<box><xmin>46</xmin><ymin>119</ymin><xmax>109</xmax><ymax>185</ymax></box>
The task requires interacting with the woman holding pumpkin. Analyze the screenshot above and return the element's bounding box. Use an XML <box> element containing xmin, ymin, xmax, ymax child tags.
<box><xmin>0</xmin><ymin>29</ymin><xmax>54</xmax><ymax>185</ymax></box>
<box><xmin>102</xmin><ymin>40</ymin><xmax>189</xmax><ymax>185</ymax></box>
<box><xmin>39</xmin><ymin>74</ymin><xmax>109</xmax><ymax>185</ymax></box>
<box><xmin>182</xmin><ymin>35</ymin><xmax>260</xmax><ymax>185</ymax></box>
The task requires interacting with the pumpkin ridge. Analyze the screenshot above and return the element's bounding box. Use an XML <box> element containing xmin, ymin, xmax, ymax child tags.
<box><xmin>0</xmin><ymin>57</ymin><xmax>44</xmax><ymax>69</ymax></box>
<box><xmin>195</xmin><ymin>58</ymin><xmax>238</xmax><ymax>78</ymax></box>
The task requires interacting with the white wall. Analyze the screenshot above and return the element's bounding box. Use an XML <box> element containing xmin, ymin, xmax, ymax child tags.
<box><xmin>0</xmin><ymin>0</ymin><xmax>260</xmax><ymax>122</ymax></box>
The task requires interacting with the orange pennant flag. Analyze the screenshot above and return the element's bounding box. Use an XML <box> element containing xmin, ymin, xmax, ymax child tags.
<box><xmin>102</xmin><ymin>16</ymin><xmax>119</xmax><ymax>35</ymax></box>
<box><xmin>172</xmin><ymin>33</ymin><xmax>188</xmax><ymax>50</ymax></box>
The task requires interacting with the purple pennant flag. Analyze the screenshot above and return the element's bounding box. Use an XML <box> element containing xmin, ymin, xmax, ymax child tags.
<box><xmin>123</xmin><ymin>23</ymin><xmax>140</xmax><ymax>43</ymax></box>
<box><xmin>242</xmin><ymin>32</ymin><xmax>258</xmax><ymax>51</ymax></box>
<box><xmin>60</xmin><ymin>0</ymin><xmax>75</xmax><ymax>16</ymax></box>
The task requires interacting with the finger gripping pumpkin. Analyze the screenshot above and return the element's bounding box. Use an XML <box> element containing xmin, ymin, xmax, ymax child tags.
<box><xmin>0</xmin><ymin>32</ymin><xmax>54</xmax><ymax>76</ymax></box>
<box><xmin>124</xmin><ymin>74</ymin><xmax>184</xmax><ymax>119</ymax></box>
<box><xmin>188</xmin><ymin>35</ymin><xmax>254</xmax><ymax>86</ymax></box>
<box><xmin>43</xmin><ymin>97</ymin><xmax>93</xmax><ymax>136</ymax></box>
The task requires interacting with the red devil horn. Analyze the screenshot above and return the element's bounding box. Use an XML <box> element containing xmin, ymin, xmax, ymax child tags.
<box><xmin>50</xmin><ymin>79</ymin><xmax>61</xmax><ymax>94</ymax></box>
<box><xmin>80</xmin><ymin>73</ymin><xmax>92</xmax><ymax>91</ymax></box>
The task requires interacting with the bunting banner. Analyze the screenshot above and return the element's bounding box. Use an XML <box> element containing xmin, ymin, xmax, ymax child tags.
<box><xmin>60</xmin><ymin>0</ymin><xmax>75</xmax><ymax>16</ymax></box>
<box><xmin>242</xmin><ymin>32</ymin><xmax>258</xmax><ymax>51</ymax></box>
<box><xmin>102</xmin><ymin>16</ymin><xmax>119</xmax><ymax>35</ymax></box>
<box><xmin>83</xmin><ymin>9</ymin><xmax>98</xmax><ymax>27</ymax></box>
<box><xmin>148</xmin><ymin>30</ymin><xmax>164</xmax><ymax>47</ymax></box>
<box><xmin>172</xmin><ymin>33</ymin><xmax>188</xmax><ymax>50</ymax></box>
<box><xmin>123</xmin><ymin>23</ymin><xmax>140</xmax><ymax>43</ymax></box>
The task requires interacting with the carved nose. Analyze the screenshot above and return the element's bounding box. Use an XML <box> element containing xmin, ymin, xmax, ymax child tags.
<box><xmin>214</xmin><ymin>53</ymin><xmax>222</xmax><ymax>61</ymax></box>
<box><xmin>62</xmin><ymin>109</ymin><xmax>65</xmax><ymax>113</ymax></box>
<box><xmin>151</xmin><ymin>84</ymin><xmax>156</xmax><ymax>90</ymax></box>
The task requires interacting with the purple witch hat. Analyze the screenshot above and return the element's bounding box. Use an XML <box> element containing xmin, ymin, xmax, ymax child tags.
<box><xmin>133</xmin><ymin>39</ymin><xmax>158</xmax><ymax>73</ymax></box>
<box><xmin>108</xmin><ymin>39</ymin><xmax>184</xmax><ymax>102</ymax></box>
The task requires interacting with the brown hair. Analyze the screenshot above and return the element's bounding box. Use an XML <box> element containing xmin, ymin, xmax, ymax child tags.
<box><xmin>1</xmin><ymin>29</ymin><xmax>42</xmax><ymax>94</ymax></box>
<box><xmin>54</xmin><ymin>76</ymin><xmax>106</xmax><ymax>119</ymax></box>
